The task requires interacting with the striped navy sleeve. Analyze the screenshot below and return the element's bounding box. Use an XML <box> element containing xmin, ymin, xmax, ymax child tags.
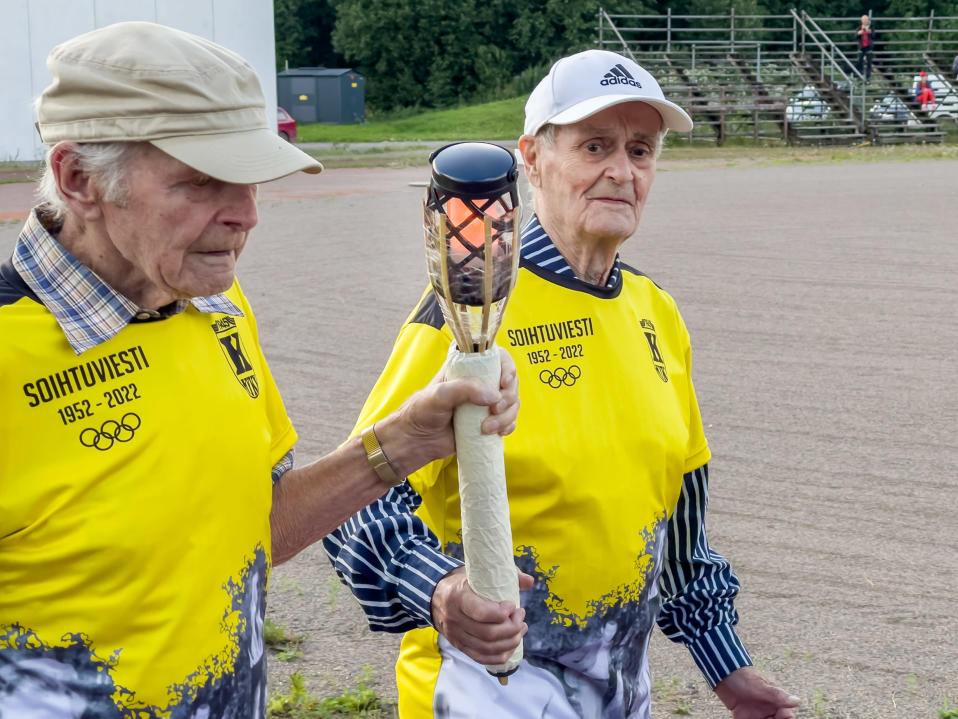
<box><xmin>322</xmin><ymin>481</ymin><xmax>462</xmax><ymax>632</ymax></box>
<box><xmin>657</xmin><ymin>463</ymin><xmax>753</xmax><ymax>688</ymax></box>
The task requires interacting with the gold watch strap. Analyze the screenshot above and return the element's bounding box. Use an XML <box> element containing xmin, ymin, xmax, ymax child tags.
<box><xmin>361</xmin><ymin>425</ymin><xmax>404</xmax><ymax>487</ymax></box>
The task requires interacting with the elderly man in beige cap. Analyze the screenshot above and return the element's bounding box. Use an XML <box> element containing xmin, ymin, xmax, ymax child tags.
<box><xmin>324</xmin><ymin>49</ymin><xmax>800</xmax><ymax>719</ymax></box>
<box><xmin>0</xmin><ymin>21</ymin><xmax>519</xmax><ymax>718</ymax></box>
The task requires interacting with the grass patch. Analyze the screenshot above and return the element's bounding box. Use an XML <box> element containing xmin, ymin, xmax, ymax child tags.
<box><xmin>905</xmin><ymin>673</ymin><xmax>918</xmax><ymax>692</ymax></box>
<box><xmin>941</xmin><ymin>699</ymin><xmax>958</xmax><ymax>719</ymax></box>
<box><xmin>263</xmin><ymin>618</ymin><xmax>304</xmax><ymax>651</ymax></box>
<box><xmin>267</xmin><ymin>667</ymin><xmax>388</xmax><ymax>719</ymax></box>
<box><xmin>0</xmin><ymin>163</ymin><xmax>41</xmax><ymax>171</ymax></box>
<box><xmin>0</xmin><ymin>165</ymin><xmax>40</xmax><ymax>185</ymax></box>
<box><xmin>276</xmin><ymin>576</ymin><xmax>305</xmax><ymax>597</ymax></box>
<box><xmin>294</xmin><ymin>98</ymin><xmax>958</xmax><ymax>170</ymax></box>
<box><xmin>651</xmin><ymin>677</ymin><xmax>696</xmax><ymax>716</ymax></box>
<box><xmin>301</xmin><ymin>138</ymin><xmax>958</xmax><ymax>171</ymax></box>
<box><xmin>263</xmin><ymin>619</ymin><xmax>304</xmax><ymax>663</ymax></box>
<box><xmin>297</xmin><ymin>97</ymin><xmax>525</xmax><ymax>143</ymax></box>
<box><xmin>327</xmin><ymin>576</ymin><xmax>342</xmax><ymax>609</ymax></box>
<box><xmin>656</xmin><ymin>142</ymin><xmax>958</xmax><ymax>168</ymax></box>
<box><xmin>811</xmin><ymin>687</ymin><xmax>827</xmax><ymax>718</ymax></box>
<box><xmin>294</xmin><ymin>96</ymin><xmax>958</xmax><ymax>171</ymax></box>
<box><xmin>276</xmin><ymin>649</ymin><xmax>304</xmax><ymax>663</ymax></box>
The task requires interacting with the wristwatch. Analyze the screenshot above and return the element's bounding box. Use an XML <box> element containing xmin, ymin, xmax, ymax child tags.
<box><xmin>361</xmin><ymin>425</ymin><xmax>404</xmax><ymax>487</ymax></box>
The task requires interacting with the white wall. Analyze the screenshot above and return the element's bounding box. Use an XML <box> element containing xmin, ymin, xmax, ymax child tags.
<box><xmin>0</xmin><ymin>0</ymin><xmax>278</xmax><ymax>163</ymax></box>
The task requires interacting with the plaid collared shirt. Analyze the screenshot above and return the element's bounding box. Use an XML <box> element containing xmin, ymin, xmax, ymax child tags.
<box><xmin>11</xmin><ymin>208</ymin><xmax>294</xmax><ymax>482</ymax></box>
<box><xmin>12</xmin><ymin>209</ymin><xmax>243</xmax><ymax>355</ymax></box>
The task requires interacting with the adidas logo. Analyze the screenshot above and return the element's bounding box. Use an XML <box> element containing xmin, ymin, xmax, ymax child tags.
<box><xmin>600</xmin><ymin>64</ymin><xmax>642</xmax><ymax>88</ymax></box>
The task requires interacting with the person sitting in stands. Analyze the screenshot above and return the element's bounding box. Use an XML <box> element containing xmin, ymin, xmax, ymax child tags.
<box><xmin>915</xmin><ymin>72</ymin><xmax>936</xmax><ymax>110</ymax></box>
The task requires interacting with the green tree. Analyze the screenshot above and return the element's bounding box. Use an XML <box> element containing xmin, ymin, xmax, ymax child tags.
<box><xmin>330</xmin><ymin>0</ymin><xmax>436</xmax><ymax>109</ymax></box>
<box><xmin>274</xmin><ymin>0</ymin><xmax>307</xmax><ymax>70</ymax></box>
<box><xmin>275</xmin><ymin>0</ymin><xmax>343</xmax><ymax>71</ymax></box>
<box><xmin>330</xmin><ymin>0</ymin><xmax>602</xmax><ymax>111</ymax></box>
<box><xmin>303</xmin><ymin>0</ymin><xmax>958</xmax><ymax>111</ymax></box>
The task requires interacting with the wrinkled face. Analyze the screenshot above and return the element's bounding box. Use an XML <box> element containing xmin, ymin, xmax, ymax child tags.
<box><xmin>526</xmin><ymin>102</ymin><xmax>662</xmax><ymax>248</ymax></box>
<box><xmin>98</xmin><ymin>144</ymin><xmax>258</xmax><ymax>307</ymax></box>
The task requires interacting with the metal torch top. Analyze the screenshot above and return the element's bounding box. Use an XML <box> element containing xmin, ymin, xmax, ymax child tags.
<box><xmin>429</xmin><ymin>142</ymin><xmax>518</xmax><ymax>198</ymax></box>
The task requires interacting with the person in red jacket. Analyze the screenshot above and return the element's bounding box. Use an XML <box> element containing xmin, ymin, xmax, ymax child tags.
<box><xmin>915</xmin><ymin>72</ymin><xmax>936</xmax><ymax>109</ymax></box>
<box><xmin>855</xmin><ymin>15</ymin><xmax>875</xmax><ymax>81</ymax></box>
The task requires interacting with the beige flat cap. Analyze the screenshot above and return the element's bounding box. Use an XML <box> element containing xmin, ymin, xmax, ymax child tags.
<box><xmin>37</xmin><ymin>21</ymin><xmax>322</xmax><ymax>183</ymax></box>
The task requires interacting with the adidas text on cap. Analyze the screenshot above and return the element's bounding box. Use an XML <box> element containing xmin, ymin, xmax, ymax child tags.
<box><xmin>524</xmin><ymin>50</ymin><xmax>693</xmax><ymax>136</ymax></box>
<box><xmin>36</xmin><ymin>22</ymin><xmax>322</xmax><ymax>184</ymax></box>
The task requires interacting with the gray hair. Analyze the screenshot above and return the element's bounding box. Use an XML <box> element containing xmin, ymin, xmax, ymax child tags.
<box><xmin>36</xmin><ymin>141</ymin><xmax>146</xmax><ymax>223</ymax></box>
<box><xmin>536</xmin><ymin>122</ymin><xmax>668</xmax><ymax>160</ymax></box>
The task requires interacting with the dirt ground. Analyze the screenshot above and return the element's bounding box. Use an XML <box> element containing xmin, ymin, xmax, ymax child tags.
<box><xmin>1</xmin><ymin>152</ymin><xmax>955</xmax><ymax>719</ymax></box>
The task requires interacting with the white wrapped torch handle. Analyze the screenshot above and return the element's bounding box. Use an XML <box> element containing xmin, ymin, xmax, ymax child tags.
<box><xmin>446</xmin><ymin>345</ymin><xmax>522</xmax><ymax>681</ymax></box>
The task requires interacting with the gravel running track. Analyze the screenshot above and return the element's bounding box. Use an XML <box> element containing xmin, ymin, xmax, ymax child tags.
<box><xmin>2</xmin><ymin>155</ymin><xmax>955</xmax><ymax>719</ymax></box>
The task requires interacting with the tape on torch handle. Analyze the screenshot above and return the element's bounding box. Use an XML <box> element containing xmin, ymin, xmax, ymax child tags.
<box><xmin>446</xmin><ymin>345</ymin><xmax>523</xmax><ymax>684</ymax></box>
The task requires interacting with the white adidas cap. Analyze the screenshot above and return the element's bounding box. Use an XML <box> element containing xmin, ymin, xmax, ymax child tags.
<box><xmin>524</xmin><ymin>49</ymin><xmax>693</xmax><ymax>136</ymax></box>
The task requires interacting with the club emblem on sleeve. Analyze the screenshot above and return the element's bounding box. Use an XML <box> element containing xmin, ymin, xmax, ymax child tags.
<box><xmin>640</xmin><ymin>319</ymin><xmax>668</xmax><ymax>383</ymax></box>
<box><xmin>212</xmin><ymin>317</ymin><xmax>260</xmax><ymax>398</ymax></box>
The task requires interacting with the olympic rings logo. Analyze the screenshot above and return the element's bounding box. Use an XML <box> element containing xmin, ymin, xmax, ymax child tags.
<box><xmin>538</xmin><ymin>365</ymin><xmax>582</xmax><ymax>388</ymax></box>
<box><xmin>79</xmin><ymin>413</ymin><xmax>142</xmax><ymax>451</ymax></box>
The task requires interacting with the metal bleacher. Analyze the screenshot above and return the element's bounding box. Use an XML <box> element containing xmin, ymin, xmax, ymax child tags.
<box><xmin>597</xmin><ymin>8</ymin><xmax>958</xmax><ymax>145</ymax></box>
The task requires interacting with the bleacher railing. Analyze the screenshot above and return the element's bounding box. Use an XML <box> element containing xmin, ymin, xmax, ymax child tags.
<box><xmin>792</xmin><ymin>9</ymin><xmax>867</xmax><ymax>128</ymax></box>
<box><xmin>793</xmin><ymin>13</ymin><xmax>958</xmax><ymax>55</ymax></box>
<box><xmin>596</xmin><ymin>8</ymin><xmax>958</xmax><ymax>57</ymax></box>
<box><xmin>596</xmin><ymin>8</ymin><xmax>958</xmax><ymax>142</ymax></box>
<box><xmin>597</xmin><ymin>8</ymin><xmax>796</xmax><ymax>56</ymax></box>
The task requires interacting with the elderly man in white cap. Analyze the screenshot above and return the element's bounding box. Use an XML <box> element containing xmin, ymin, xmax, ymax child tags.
<box><xmin>324</xmin><ymin>50</ymin><xmax>800</xmax><ymax>719</ymax></box>
<box><xmin>0</xmin><ymin>22</ymin><xmax>519</xmax><ymax>718</ymax></box>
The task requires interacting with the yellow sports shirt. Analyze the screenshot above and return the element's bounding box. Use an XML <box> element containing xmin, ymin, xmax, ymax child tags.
<box><xmin>0</xmin><ymin>279</ymin><xmax>295</xmax><ymax>717</ymax></box>
<box><xmin>350</xmin><ymin>261</ymin><xmax>710</xmax><ymax>718</ymax></box>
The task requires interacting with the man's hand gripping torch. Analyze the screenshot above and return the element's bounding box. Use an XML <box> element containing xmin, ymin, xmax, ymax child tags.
<box><xmin>423</xmin><ymin>142</ymin><xmax>523</xmax><ymax>684</ymax></box>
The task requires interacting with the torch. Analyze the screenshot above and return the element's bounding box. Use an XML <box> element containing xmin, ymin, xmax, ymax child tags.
<box><xmin>423</xmin><ymin>142</ymin><xmax>522</xmax><ymax>684</ymax></box>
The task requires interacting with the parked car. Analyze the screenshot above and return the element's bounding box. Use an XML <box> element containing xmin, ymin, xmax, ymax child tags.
<box><xmin>277</xmin><ymin>106</ymin><xmax>297</xmax><ymax>142</ymax></box>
